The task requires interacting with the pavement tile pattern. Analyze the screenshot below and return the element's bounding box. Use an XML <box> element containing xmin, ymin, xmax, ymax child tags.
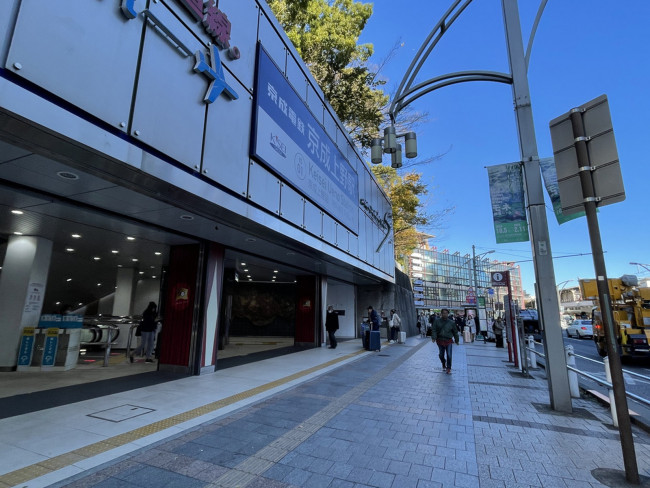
<box><xmin>52</xmin><ymin>339</ymin><xmax>650</xmax><ymax>488</ymax></box>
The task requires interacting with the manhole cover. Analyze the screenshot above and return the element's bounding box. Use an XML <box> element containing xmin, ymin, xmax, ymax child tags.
<box><xmin>88</xmin><ymin>404</ymin><xmax>154</xmax><ymax>422</ymax></box>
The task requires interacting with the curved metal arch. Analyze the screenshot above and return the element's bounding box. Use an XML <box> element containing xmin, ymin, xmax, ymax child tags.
<box><xmin>396</xmin><ymin>74</ymin><xmax>513</xmax><ymax>114</ymax></box>
<box><xmin>389</xmin><ymin>0</ymin><xmax>474</xmax><ymax>120</ymax></box>
<box><xmin>393</xmin><ymin>70</ymin><xmax>513</xmax><ymax>114</ymax></box>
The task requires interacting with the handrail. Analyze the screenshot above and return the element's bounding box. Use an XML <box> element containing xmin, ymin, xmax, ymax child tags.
<box><xmin>525</xmin><ymin>343</ymin><xmax>650</xmax><ymax>409</ymax></box>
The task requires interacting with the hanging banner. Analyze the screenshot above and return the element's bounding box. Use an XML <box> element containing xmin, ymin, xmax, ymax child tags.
<box><xmin>539</xmin><ymin>157</ymin><xmax>585</xmax><ymax>224</ymax></box>
<box><xmin>487</xmin><ymin>163</ymin><xmax>529</xmax><ymax>243</ymax></box>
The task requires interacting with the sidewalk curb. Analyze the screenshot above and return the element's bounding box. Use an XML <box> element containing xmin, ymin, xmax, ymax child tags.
<box><xmin>584</xmin><ymin>388</ymin><xmax>650</xmax><ymax>435</ymax></box>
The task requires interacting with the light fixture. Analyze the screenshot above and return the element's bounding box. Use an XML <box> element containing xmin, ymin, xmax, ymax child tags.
<box><xmin>273</xmin><ymin>270</ymin><xmax>278</xmax><ymax>273</ymax></box>
<box><xmin>152</xmin><ymin>276</ymin><xmax>157</xmax><ymax>279</ymax></box>
<box><xmin>404</xmin><ymin>132</ymin><xmax>418</xmax><ymax>158</ymax></box>
<box><xmin>383</xmin><ymin>125</ymin><xmax>396</xmax><ymax>154</ymax></box>
<box><xmin>71</xmin><ymin>234</ymin><xmax>81</xmax><ymax>238</ymax></box>
<box><xmin>244</xmin><ymin>269</ymin><xmax>249</xmax><ymax>272</ymax></box>
<box><xmin>14</xmin><ymin>231</ymin><xmax>23</xmax><ymax>235</ymax></box>
<box><xmin>11</xmin><ymin>210</ymin><xmax>23</xmax><ymax>215</ymax></box>
<box><xmin>241</xmin><ymin>262</ymin><xmax>246</xmax><ymax>266</ymax></box>
<box><xmin>55</xmin><ymin>301</ymin><xmax>61</xmax><ymax>305</ymax></box>
<box><xmin>139</xmin><ymin>271</ymin><xmax>145</xmax><ymax>275</ymax></box>
<box><xmin>154</xmin><ymin>251</ymin><xmax>162</xmax><ymax>256</ymax></box>
<box><xmin>391</xmin><ymin>143</ymin><xmax>403</xmax><ymax>169</ymax></box>
<box><xmin>246</xmin><ymin>275</ymin><xmax>251</xmax><ymax>278</ymax></box>
<box><xmin>57</xmin><ymin>171</ymin><xmax>79</xmax><ymax>180</ymax></box>
<box><xmin>132</xmin><ymin>258</ymin><xmax>138</xmax><ymax>262</ymax></box>
<box><xmin>111</xmin><ymin>250</ymin><xmax>119</xmax><ymax>254</ymax></box>
<box><xmin>180</xmin><ymin>214</ymin><xmax>194</xmax><ymax>220</ymax></box>
<box><xmin>126</xmin><ymin>236</ymin><xmax>135</xmax><ymax>241</ymax></box>
<box><xmin>78</xmin><ymin>302</ymin><xmax>82</xmax><ymax>306</ymax></box>
<box><xmin>93</xmin><ymin>257</ymin><xmax>101</xmax><ymax>261</ymax></box>
<box><xmin>66</xmin><ymin>278</ymin><xmax>72</xmax><ymax>282</ymax></box>
<box><xmin>117</xmin><ymin>264</ymin><xmax>123</xmax><ymax>268</ymax></box>
<box><xmin>97</xmin><ymin>283</ymin><xmax>102</xmax><ymax>286</ymax></box>
<box><xmin>245</xmin><ymin>237</ymin><xmax>256</xmax><ymax>242</ymax></box>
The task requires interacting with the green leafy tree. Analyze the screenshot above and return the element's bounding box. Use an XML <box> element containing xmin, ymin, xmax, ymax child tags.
<box><xmin>267</xmin><ymin>0</ymin><xmax>388</xmax><ymax>148</ymax></box>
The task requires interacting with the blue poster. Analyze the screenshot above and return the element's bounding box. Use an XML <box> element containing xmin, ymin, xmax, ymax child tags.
<box><xmin>17</xmin><ymin>327</ymin><xmax>36</xmax><ymax>367</ymax></box>
<box><xmin>41</xmin><ymin>328</ymin><xmax>59</xmax><ymax>367</ymax></box>
<box><xmin>252</xmin><ymin>44</ymin><xmax>359</xmax><ymax>234</ymax></box>
<box><xmin>539</xmin><ymin>157</ymin><xmax>585</xmax><ymax>224</ymax></box>
<box><xmin>487</xmin><ymin>163</ymin><xmax>530</xmax><ymax>243</ymax></box>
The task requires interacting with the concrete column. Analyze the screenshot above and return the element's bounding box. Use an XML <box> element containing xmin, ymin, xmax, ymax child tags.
<box><xmin>0</xmin><ymin>235</ymin><xmax>53</xmax><ymax>370</ymax></box>
<box><xmin>112</xmin><ymin>267</ymin><xmax>136</xmax><ymax>316</ymax></box>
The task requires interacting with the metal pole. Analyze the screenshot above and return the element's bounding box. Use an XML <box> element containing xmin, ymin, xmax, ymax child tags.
<box><xmin>501</xmin><ymin>0</ymin><xmax>571</xmax><ymax>412</ymax></box>
<box><xmin>569</xmin><ymin>109</ymin><xmax>639</xmax><ymax>484</ymax></box>
<box><xmin>472</xmin><ymin>245</ymin><xmax>479</xmax><ymax>337</ymax></box>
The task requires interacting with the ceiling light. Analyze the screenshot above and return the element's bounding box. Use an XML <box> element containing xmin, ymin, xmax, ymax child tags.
<box><xmin>245</xmin><ymin>237</ymin><xmax>256</xmax><ymax>242</ymax></box>
<box><xmin>78</xmin><ymin>302</ymin><xmax>82</xmax><ymax>306</ymax></box>
<box><xmin>93</xmin><ymin>257</ymin><xmax>101</xmax><ymax>261</ymax></box>
<box><xmin>55</xmin><ymin>301</ymin><xmax>61</xmax><ymax>305</ymax></box>
<box><xmin>154</xmin><ymin>252</ymin><xmax>162</xmax><ymax>255</ymax></box>
<box><xmin>241</xmin><ymin>262</ymin><xmax>246</xmax><ymax>266</ymax></box>
<box><xmin>57</xmin><ymin>171</ymin><xmax>79</xmax><ymax>180</ymax></box>
<box><xmin>117</xmin><ymin>264</ymin><xmax>123</xmax><ymax>268</ymax></box>
<box><xmin>66</xmin><ymin>248</ymin><xmax>75</xmax><ymax>252</ymax></box>
<box><xmin>248</xmin><ymin>278</ymin><xmax>252</xmax><ymax>281</ymax></box>
<box><xmin>244</xmin><ymin>269</ymin><xmax>249</xmax><ymax>272</ymax></box>
<box><xmin>11</xmin><ymin>210</ymin><xmax>23</xmax><ymax>215</ymax></box>
<box><xmin>14</xmin><ymin>231</ymin><xmax>23</xmax><ymax>235</ymax></box>
<box><xmin>97</xmin><ymin>283</ymin><xmax>102</xmax><ymax>286</ymax></box>
<box><xmin>111</xmin><ymin>250</ymin><xmax>119</xmax><ymax>254</ymax></box>
<box><xmin>132</xmin><ymin>258</ymin><xmax>138</xmax><ymax>262</ymax></box>
<box><xmin>152</xmin><ymin>276</ymin><xmax>157</xmax><ymax>279</ymax></box>
<box><xmin>246</xmin><ymin>275</ymin><xmax>251</xmax><ymax>278</ymax></box>
<box><xmin>139</xmin><ymin>271</ymin><xmax>144</xmax><ymax>275</ymax></box>
<box><xmin>126</xmin><ymin>236</ymin><xmax>135</xmax><ymax>241</ymax></box>
<box><xmin>180</xmin><ymin>215</ymin><xmax>194</xmax><ymax>220</ymax></box>
<box><xmin>71</xmin><ymin>234</ymin><xmax>81</xmax><ymax>238</ymax></box>
<box><xmin>273</xmin><ymin>270</ymin><xmax>278</xmax><ymax>273</ymax></box>
<box><xmin>66</xmin><ymin>278</ymin><xmax>72</xmax><ymax>282</ymax></box>
<box><xmin>150</xmin><ymin>266</ymin><xmax>155</xmax><ymax>269</ymax></box>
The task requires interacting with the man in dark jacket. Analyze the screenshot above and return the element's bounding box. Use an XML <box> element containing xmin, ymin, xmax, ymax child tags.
<box><xmin>325</xmin><ymin>305</ymin><xmax>339</xmax><ymax>349</ymax></box>
<box><xmin>368</xmin><ymin>306</ymin><xmax>380</xmax><ymax>331</ymax></box>
<box><xmin>431</xmin><ymin>308</ymin><xmax>460</xmax><ymax>374</ymax></box>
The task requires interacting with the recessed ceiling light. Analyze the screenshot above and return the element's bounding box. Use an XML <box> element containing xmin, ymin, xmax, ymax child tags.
<box><xmin>241</xmin><ymin>262</ymin><xmax>246</xmax><ymax>266</ymax></box>
<box><xmin>66</xmin><ymin>278</ymin><xmax>72</xmax><ymax>282</ymax></box>
<box><xmin>93</xmin><ymin>257</ymin><xmax>101</xmax><ymax>261</ymax></box>
<box><xmin>117</xmin><ymin>264</ymin><xmax>123</xmax><ymax>268</ymax></box>
<box><xmin>71</xmin><ymin>234</ymin><xmax>81</xmax><ymax>238</ymax></box>
<box><xmin>245</xmin><ymin>237</ymin><xmax>256</xmax><ymax>242</ymax></box>
<box><xmin>150</xmin><ymin>266</ymin><xmax>155</xmax><ymax>269</ymax></box>
<box><xmin>246</xmin><ymin>275</ymin><xmax>251</xmax><ymax>278</ymax></box>
<box><xmin>273</xmin><ymin>270</ymin><xmax>278</xmax><ymax>273</ymax></box>
<box><xmin>126</xmin><ymin>236</ymin><xmax>135</xmax><ymax>241</ymax></box>
<box><xmin>111</xmin><ymin>250</ymin><xmax>119</xmax><ymax>254</ymax></box>
<box><xmin>139</xmin><ymin>271</ymin><xmax>144</xmax><ymax>275</ymax></box>
<box><xmin>14</xmin><ymin>231</ymin><xmax>23</xmax><ymax>235</ymax></box>
<box><xmin>244</xmin><ymin>269</ymin><xmax>249</xmax><ymax>272</ymax></box>
<box><xmin>78</xmin><ymin>302</ymin><xmax>82</xmax><ymax>306</ymax></box>
<box><xmin>97</xmin><ymin>283</ymin><xmax>102</xmax><ymax>286</ymax></box>
<box><xmin>57</xmin><ymin>171</ymin><xmax>79</xmax><ymax>180</ymax></box>
<box><xmin>248</xmin><ymin>278</ymin><xmax>252</xmax><ymax>281</ymax></box>
<box><xmin>11</xmin><ymin>210</ymin><xmax>23</xmax><ymax>215</ymax></box>
<box><xmin>180</xmin><ymin>215</ymin><xmax>194</xmax><ymax>220</ymax></box>
<box><xmin>154</xmin><ymin>252</ymin><xmax>162</xmax><ymax>256</ymax></box>
<box><xmin>66</xmin><ymin>248</ymin><xmax>75</xmax><ymax>252</ymax></box>
<box><xmin>152</xmin><ymin>276</ymin><xmax>157</xmax><ymax>279</ymax></box>
<box><xmin>55</xmin><ymin>301</ymin><xmax>61</xmax><ymax>305</ymax></box>
<box><xmin>132</xmin><ymin>258</ymin><xmax>138</xmax><ymax>262</ymax></box>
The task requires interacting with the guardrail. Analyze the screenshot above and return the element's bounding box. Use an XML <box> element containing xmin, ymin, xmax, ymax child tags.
<box><xmin>523</xmin><ymin>336</ymin><xmax>650</xmax><ymax>426</ymax></box>
<box><xmin>80</xmin><ymin>324</ymin><xmax>120</xmax><ymax>367</ymax></box>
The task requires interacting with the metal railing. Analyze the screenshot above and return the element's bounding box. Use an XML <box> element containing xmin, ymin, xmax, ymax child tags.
<box><xmin>523</xmin><ymin>336</ymin><xmax>650</xmax><ymax>425</ymax></box>
<box><xmin>80</xmin><ymin>324</ymin><xmax>120</xmax><ymax>367</ymax></box>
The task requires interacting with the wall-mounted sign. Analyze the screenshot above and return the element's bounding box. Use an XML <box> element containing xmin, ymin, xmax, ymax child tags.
<box><xmin>17</xmin><ymin>327</ymin><xmax>36</xmax><ymax>369</ymax></box>
<box><xmin>491</xmin><ymin>271</ymin><xmax>510</xmax><ymax>288</ymax></box>
<box><xmin>252</xmin><ymin>45</ymin><xmax>359</xmax><ymax>234</ymax></box>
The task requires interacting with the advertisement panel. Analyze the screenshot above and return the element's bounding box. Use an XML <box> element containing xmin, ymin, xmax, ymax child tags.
<box><xmin>487</xmin><ymin>163</ymin><xmax>529</xmax><ymax>243</ymax></box>
<box><xmin>252</xmin><ymin>45</ymin><xmax>359</xmax><ymax>234</ymax></box>
<box><xmin>539</xmin><ymin>157</ymin><xmax>585</xmax><ymax>224</ymax></box>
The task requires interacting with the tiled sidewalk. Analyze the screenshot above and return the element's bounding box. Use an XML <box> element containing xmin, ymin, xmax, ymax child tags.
<box><xmin>48</xmin><ymin>338</ymin><xmax>650</xmax><ymax>488</ymax></box>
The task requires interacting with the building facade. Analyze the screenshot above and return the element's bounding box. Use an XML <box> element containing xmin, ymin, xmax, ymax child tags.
<box><xmin>0</xmin><ymin>0</ymin><xmax>396</xmax><ymax>377</ymax></box>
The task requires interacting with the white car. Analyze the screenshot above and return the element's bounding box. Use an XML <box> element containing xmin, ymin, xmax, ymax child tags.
<box><xmin>566</xmin><ymin>319</ymin><xmax>593</xmax><ymax>338</ymax></box>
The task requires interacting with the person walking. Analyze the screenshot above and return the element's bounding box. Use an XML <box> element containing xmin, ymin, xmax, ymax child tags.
<box><xmin>325</xmin><ymin>305</ymin><xmax>339</xmax><ymax>349</ymax></box>
<box><xmin>431</xmin><ymin>308</ymin><xmax>459</xmax><ymax>374</ymax></box>
<box><xmin>389</xmin><ymin>309</ymin><xmax>401</xmax><ymax>343</ymax></box>
<box><xmin>130</xmin><ymin>302</ymin><xmax>158</xmax><ymax>363</ymax></box>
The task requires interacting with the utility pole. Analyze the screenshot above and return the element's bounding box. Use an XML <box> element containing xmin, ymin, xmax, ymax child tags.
<box><xmin>501</xmin><ymin>0</ymin><xmax>571</xmax><ymax>412</ymax></box>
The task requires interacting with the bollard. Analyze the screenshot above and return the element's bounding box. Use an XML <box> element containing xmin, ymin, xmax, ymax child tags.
<box><xmin>603</xmin><ymin>357</ymin><xmax>618</xmax><ymax>427</ymax></box>
<box><xmin>565</xmin><ymin>345</ymin><xmax>580</xmax><ymax>398</ymax></box>
<box><xmin>527</xmin><ymin>336</ymin><xmax>538</xmax><ymax>369</ymax></box>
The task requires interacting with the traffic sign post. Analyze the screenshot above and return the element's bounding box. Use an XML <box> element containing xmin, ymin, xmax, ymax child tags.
<box><xmin>549</xmin><ymin>95</ymin><xmax>637</xmax><ymax>484</ymax></box>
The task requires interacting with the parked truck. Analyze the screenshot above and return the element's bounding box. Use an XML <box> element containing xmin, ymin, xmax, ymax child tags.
<box><xmin>579</xmin><ymin>275</ymin><xmax>650</xmax><ymax>359</ymax></box>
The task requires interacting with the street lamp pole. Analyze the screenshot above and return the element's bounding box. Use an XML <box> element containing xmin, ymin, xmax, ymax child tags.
<box><xmin>502</xmin><ymin>0</ymin><xmax>571</xmax><ymax>412</ymax></box>
<box><xmin>472</xmin><ymin>246</ymin><xmax>494</xmax><ymax>337</ymax></box>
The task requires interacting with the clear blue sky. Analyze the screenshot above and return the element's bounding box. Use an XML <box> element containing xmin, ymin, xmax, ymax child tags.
<box><xmin>359</xmin><ymin>0</ymin><xmax>650</xmax><ymax>296</ymax></box>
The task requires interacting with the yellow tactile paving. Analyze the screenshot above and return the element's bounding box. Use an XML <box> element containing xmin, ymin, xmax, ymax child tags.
<box><xmin>0</xmin><ymin>348</ymin><xmax>364</xmax><ymax>487</ymax></box>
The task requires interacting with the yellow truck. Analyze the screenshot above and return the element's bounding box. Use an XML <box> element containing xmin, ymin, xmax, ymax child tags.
<box><xmin>579</xmin><ymin>275</ymin><xmax>650</xmax><ymax>359</ymax></box>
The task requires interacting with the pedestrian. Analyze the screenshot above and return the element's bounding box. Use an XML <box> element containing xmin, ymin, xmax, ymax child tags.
<box><xmin>465</xmin><ymin>314</ymin><xmax>474</xmax><ymax>341</ymax></box>
<box><xmin>416</xmin><ymin>315</ymin><xmax>422</xmax><ymax>337</ymax></box>
<box><xmin>455</xmin><ymin>314</ymin><xmax>465</xmax><ymax>334</ymax></box>
<box><xmin>325</xmin><ymin>305</ymin><xmax>339</xmax><ymax>349</ymax></box>
<box><xmin>389</xmin><ymin>309</ymin><xmax>401</xmax><ymax>343</ymax></box>
<box><xmin>493</xmin><ymin>317</ymin><xmax>505</xmax><ymax>348</ymax></box>
<box><xmin>431</xmin><ymin>308</ymin><xmax>459</xmax><ymax>374</ymax></box>
<box><xmin>367</xmin><ymin>306</ymin><xmax>380</xmax><ymax>331</ymax></box>
<box><xmin>130</xmin><ymin>301</ymin><xmax>158</xmax><ymax>363</ymax></box>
